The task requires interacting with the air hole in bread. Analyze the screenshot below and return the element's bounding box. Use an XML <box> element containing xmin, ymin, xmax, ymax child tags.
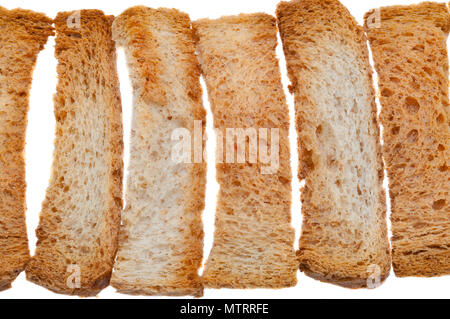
<box><xmin>412</xmin><ymin>44</ymin><xmax>424</xmax><ymax>52</ymax></box>
<box><xmin>351</xmin><ymin>100</ymin><xmax>358</xmax><ymax>113</ymax></box>
<box><xmin>67</xmin><ymin>32</ymin><xmax>82</xmax><ymax>39</ymax></box>
<box><xmin>303</xmin><ymin>149</ymin><xmax>315</xmax><ymax>171</ymax></box>
<box><xmin>423</xmin><ymin>66</ymin><xmax>433</xmax><ymax>76</ymax></box>
<box><xmin>326</xmin><ymin>155</ymin><xmax>337</xmax><ymax>168</ymax></box>
<box><xmin>404</xmin><ymin>97</ymin><xmax>420</xmax><ymax>114</ymax></box>
<box><xmin>357</xmin><ymin>167</ymin><xmax>362</xmax><ymax>178</ymax></box>
<box><xmin>381</xmin><ymin>88</ymin><xmax>393</xmax><ymax>97</ymax></box>
<box><xmin>438</xmin><ymin>144</ymin><xmax>445</xmax><ymax>151</ymax></box>
<box><xmin>56</xmin><ymin>110</ymin><xmax>67</xmax><ymax>122</ymax></box>
<box><xmin>279</xmin><ymin>176</ymin><xmax>290</xmax><ymax>185</ymax></box>
<box><xmin>439</xmin><ymin>164</ymin><xmax>448</xmax><ymax>172</ymax></box>
<box><xmin>432</xmin><ymin>199</ymin><xmax>446</xmax><ymax>210</ymax></box>
<box><xmin>406</xmin><ymin>129</ymin><xmax>419</xmax><ymax>143</ymax></box>
<box><xmin>357</xmin><ymin>185</ymin><xmax>362</xmax><ymax>196</ymax></box>
<box><xmin>391</xmin><ymin>126</ymin><xmax>400</xmax><ymax>135</ymax></box>
<box><xmin>436</xmin><ymin>113</ymin><xmax>444</xmax><ymax>124</ymax></box>
<box><xmin>315</xmin><ymin>124</ymin><xmax>323</xmax><ymax>136</ymax></box>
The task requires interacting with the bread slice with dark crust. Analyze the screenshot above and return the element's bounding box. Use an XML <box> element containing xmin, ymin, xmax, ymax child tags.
<box><xmin>26</xmin><ymin>10</ymin><xmax>123</xmax><ymax>296</ymax></box>
<box><xmin>277</xmin><ymin>0</ymin><xmax>391</xmax><ymax>288</ymax></box>
<box><xmin>0</xmin><ymin>7</ymin><xmax>53</xmax><ymax>292</ymax></box>
<box><xmin>193</xmin><ymin>13</ymin><xmax>298</xmax><ymax>289</ymax></box>
<box><xmin>110</xmin><ymin>6</ymin><xmax>206</xmax><ymax>297</ymax></box>
<box><xmin>365</xmin><ymin>2</ymin><xmax>450</xmax><ymax>277</ymax></box>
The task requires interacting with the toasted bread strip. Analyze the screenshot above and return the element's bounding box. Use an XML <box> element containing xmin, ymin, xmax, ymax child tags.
<box><xmin>365</xmin><ymin>2</ymin><xmax>450</xmax><ymax>277</ymax></box>
<box><xmin>26</xmin><ymin>10</ymin><xmax>123</xmax><ymax>296</ymax></box>
<box><xmin>277</xmin><ymin>0</ymin><xmax>390</xmax><ymax>288</ymax></box>
<box><xmin>110</xmin><ymin>6</ymin><xmax>206</xmax><ymax>297</ymax></box>
<box><xmin>0</xmin><ymin>7</ymin><xmax>53</xmax><ymax>292</ymax></box>
<box><xmin>193</xmin><ymin>14</ymin><xmax>298</xmax><ymax>288</ymax></box>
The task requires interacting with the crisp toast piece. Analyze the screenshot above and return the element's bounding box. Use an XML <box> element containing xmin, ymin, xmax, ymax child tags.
<box><xmin>277</xmin><ymin>0</ymin><xmax>391</xmax><ymax>288</ymax></box>
<box><xmin>0</xmin><ymin>7</ymin><xmax>53</xmax><ymax>292</ymax></box>
<box><xmin>193</xmin><ymin>13</ymin><xmax>298</xmax><ymax>288</ymax></box>
<box><xmin>365</xmin><ymin>2</ymin><xmax>450</xmax><ymax>277</ymax></box>
<box><xmin>110</xmin><ymin>6</ymin><xmax>206</xmax><ymax>297</ymax></box>
<box><xmin>26</xmin><ymin>10</ymin><xmax>123</xmax><ymax>296</ymax></box>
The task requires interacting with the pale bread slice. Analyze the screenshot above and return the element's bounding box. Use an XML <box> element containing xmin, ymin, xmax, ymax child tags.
<box><xmin>277</xmin><ymin>0</ymin><xmax>391</xmax><ymax>288</ymax></box>
<box><xmin>110</xmin><ymin>7</ymin><xmax>206</xmax><ymax>297</ymax></box>
<box><xmin>26</xmin><ymin>10</ymin><xmax>123</xmax><ymax>296</ymax></box>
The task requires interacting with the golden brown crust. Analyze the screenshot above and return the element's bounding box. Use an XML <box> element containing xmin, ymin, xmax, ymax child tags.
<box><xmin>26</xmin><ymin>9</ymin><xmax>123</xmax><ymax>296</ymax></box>
<box><xmin>303</xmin><ymin>269</ymin><xmax>390</xmax><ymax>289</ymax></box>
<box><xmin>365</xmin><ymin>2</ymin><xmax>450</xmax><ymax>277</ymax></box>
<box><xmin>364</xmin><ymin>2</ymin><xmax>450</xmax><ymax>32</ymax></box>
<box><xmin>111</xmin><ymin>7</ymin><xmax>205</xmax><ymax>297</ymax></box>
<box><xmin>111</xmin><ymin>7</ymin><xmax>166</xmax><ymax>106</ymax></box>
<box><xmin>111</xmin><ymin>284</ymin><xmax>204</xmax><ymax>298</ymax></box>
<box><xmin>194</xmin><ymin>13</ymin><xmax>298</xmax><ymax>289</ymax></box>
<box><xmin>0</xmin><ymin>7</ymin><xmax>53</xmax><ymax>291</ymax></box>
<box><xmin>277</xmin><ymin>0</ymin><xmax>390</xmax><ymax>288</ymax></box>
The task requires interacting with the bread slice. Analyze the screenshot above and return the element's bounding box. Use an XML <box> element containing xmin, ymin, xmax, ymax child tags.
<box><xmin>277</xmin><ymin>0</ymin><xmax>391</xmax><ymax>288</ymax></box>
<box><xmin>110</xmin><ymin>6</ymin><xmax>206</xmax><ymax>297</ymax></box>
<box><xmin>0</xmin><ymin>7</ymin><xmax>53</xmax><ymax>292</ymax></box>
<box><xmin>364</xmin><ymin>2</ymin><xmax>450</xmax><ymax>277</ymax></box>
<box><xmin>25</xmin><ymin>10</ymin><xmax>123</xmax><ymax>296</ymax></box>
<box><xmin>193</xmin><ymin>13</ymin><xmax>298</xmax><ymax>288</ymax></box>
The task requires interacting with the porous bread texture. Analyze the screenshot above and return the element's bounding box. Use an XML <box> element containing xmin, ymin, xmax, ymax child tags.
<box><xmin>277</xmin><ymin>0</ymin><xmax>390</xmax><ymax>288</ymax></box>
<box><xmin>365</xmin><ymin>2</ymin><xmax>450</xmax><ymax>277</ymax></box>
<box><xmin>193</xmin><ymin>13</ymin><xmax>298</xmax><ymax>288</ymax></box>
<box><xmin>111</xmin><ymin>7</ymin><xmax>206</xmax><ymax>297</ymax></box>
<box><xmin>26</xmin><ymin>10</ymin><xmax>123</xmax><ymax>296</ymax></box>
<box><xmin>0</xmin><ymin>7</ymin><xmax>53</xmax><ymax>292</ymax></box>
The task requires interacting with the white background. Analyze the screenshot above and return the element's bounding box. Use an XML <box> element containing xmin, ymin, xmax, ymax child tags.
<box><xmin>1</xmin><ymin>0</ymin><xmax>449</xmax><ymax>299</ymax></box>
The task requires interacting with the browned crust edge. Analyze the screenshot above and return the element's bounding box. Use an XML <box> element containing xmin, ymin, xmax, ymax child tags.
<box><xmin>303</xmin><ymin>268</ymin><xmax>390</xmax><ymax>289</ymax></box>
<box><xmin>0</xmin><ymin>6</ymin><xmax>53</xmax><ymax>291</ymax></box>
<box><xmin>364</xmin><ymin>1</ymin><xmax>450</xmax><ymax>32</ymax></box>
